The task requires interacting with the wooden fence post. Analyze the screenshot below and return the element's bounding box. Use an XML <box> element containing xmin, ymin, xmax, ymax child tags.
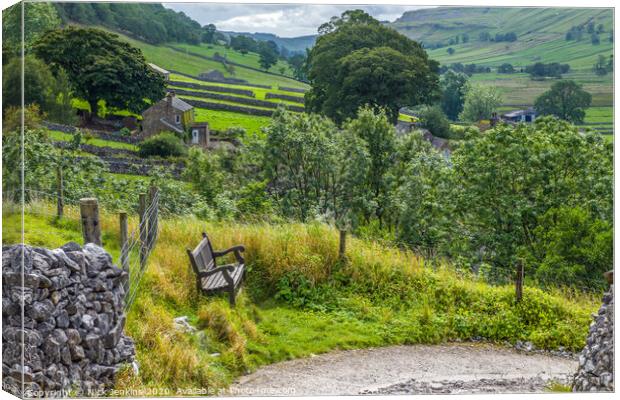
<box><xmin>138</xmin><ymin>193</ymin><xmax>148</xmax><ymax>268</ymax></box>
<box><xmin>147</xmin><ymin>185</ymin><xmax>159</xmax><ymax>251</ymax></box>
<box><xmin>338</xmin><ymin>229</ymin><xmax>347</xmax><ymax>260</ymax></box>
<box><xmin>80</xmin><ymin>198</ymin><xmax>101</xmax><ymax>246</ymax></box>
<box><xmin>515</xmin><ymin>262</ymin><xmax>524</xmax><ymax>303</ymax></box>
<box><xmin>56</xmin><ymin>166</ymin><xmax>64</xmax><ymax>218</ymax></box>
<box><xmin>119</xmin><ymin>212</ymin><xmax>129</xmax><ymax>271</ymax></box>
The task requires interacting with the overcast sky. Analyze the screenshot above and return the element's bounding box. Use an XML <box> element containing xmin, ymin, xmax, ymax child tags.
<box><xmin>163</xmin><ymin>3</ymin><xmax>430</xmax><ymax>37</ymax></box>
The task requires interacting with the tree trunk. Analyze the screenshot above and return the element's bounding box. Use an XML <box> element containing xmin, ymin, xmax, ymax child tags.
<box><xmin>87</xmin><ymin>99</ymin><xmax>98</xmax><ymax>122</ymax></box>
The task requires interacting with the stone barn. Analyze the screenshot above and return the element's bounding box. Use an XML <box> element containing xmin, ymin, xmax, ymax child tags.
<box><xmin>141</xmin><ymin>92</ymin><xmax>194</xmax><ymax>137</ymax></box>
<box><xmin>140</xmin><ymin>92</ymin><xmax>210</xmax><ymax>149</ymax></box>
<box><xmin>501</xmin><ymin>108</ymin><xmax>537</xmax><ymax>123</ymax></box>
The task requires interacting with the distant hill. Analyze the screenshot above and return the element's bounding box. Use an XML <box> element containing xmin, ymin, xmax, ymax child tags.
<box><xmin>389</xmin><ymin>7</ymin><xmax>613</xmax><ymax>70</ymax></box>
<box><xmin>54</xmin><ymin>3</ymin><xmax>203</xmax><ymax>44</ymax></box>
<box><xmin>222</xmin><ymin>31</ymin><xmax>317</xmax><ymax>54</ymax></box>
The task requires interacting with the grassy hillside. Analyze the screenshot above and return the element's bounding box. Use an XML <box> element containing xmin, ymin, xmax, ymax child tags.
<box><xmin>390</xmin><ymin>7</ymin><xmax>614</xmax><ymax>135</ymax></box>
<box><xmin>117</xmin><ymin>33</ymin><xmax>307</xmax><ymax>90</ymax></box>
<box><xmin>2</xmin><ymin>201</ymin><xmax>599</xmax><ymax>392</ymax></box>
<box><xmin>392</xmin><ymin>7</ymin><xmax>613</xmax><ymax>71</ymax></box>
<box><xmin>172</xmin><ymin>42</ymin><xmax>294</xmax><ymax>77</ymax></box>
<box><xmin>100</xmin><ymin>30</ymin><xmax>308</xmax><ymax>134</ymax></box>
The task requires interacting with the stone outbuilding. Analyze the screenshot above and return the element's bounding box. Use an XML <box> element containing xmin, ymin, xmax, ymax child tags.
<box><xmin>189</xmin><ymin>122</ymin><xmax>210</xmax><ymax>148</ymax></box>
<box><xmin>501</xmin><ymin>107</ymin><xmax>537</xmax><ymax>123</ymax></box>
<box><xmin>140</xmin><ymin>92</ymin><xmax>211</xmax><ymax>149</ymax></box>
<box><xmin>148</xmin><ymin>63</ymin><xmax>170</xmax><ymax>81</ymax></box>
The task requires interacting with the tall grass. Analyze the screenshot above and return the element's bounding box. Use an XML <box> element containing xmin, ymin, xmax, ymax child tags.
<box><xmin>2</xmin><ymin>205</ymin><xmax>599</xmax><ymax>392</ymax></box>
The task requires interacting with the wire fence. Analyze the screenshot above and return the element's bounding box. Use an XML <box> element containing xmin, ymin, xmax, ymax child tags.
<box><xmin>3</xmin><ymin>186</ymin><xmax>606</xmax><ymax>302</ymax></box>
<box><xmin>123</xmin><ymin>190</ymin><xmax>159</xmax><ymax>311</ymax></box>
<box><xmin>3</xmin><ymin>186</ymin><xmax>160</xmax><ymax>311</ymax></box>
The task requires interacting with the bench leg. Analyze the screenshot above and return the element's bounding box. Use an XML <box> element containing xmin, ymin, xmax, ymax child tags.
<box><xmin>228</xmin><ymin>286</ymin><xmax>236</xmax><ymax>307</ymax></box>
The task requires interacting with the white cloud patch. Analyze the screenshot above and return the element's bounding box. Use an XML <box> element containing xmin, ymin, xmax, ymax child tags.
<box><xmin>164</xmin><ymin>3</ymin><xmax>430</xmax><ymax>37</ymax></box>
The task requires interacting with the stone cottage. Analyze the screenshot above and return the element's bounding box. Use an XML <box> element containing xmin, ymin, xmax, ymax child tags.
<box><xmin>140</xmin><ymin>92</ymin><xmax>210</xmax><ymax>148</ymax></box>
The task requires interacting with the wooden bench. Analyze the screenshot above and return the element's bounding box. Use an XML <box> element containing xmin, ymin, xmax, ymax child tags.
<box><xmin>186</xmin><ymin>232</ymin><xmax>246</xmax><ymax>306</ymax></box>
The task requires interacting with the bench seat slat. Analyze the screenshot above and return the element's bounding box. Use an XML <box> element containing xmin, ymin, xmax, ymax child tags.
<box><xmin>202</xmin><ymin>264</ymin><xmax>245</xmax><ymax>292</ymax></box>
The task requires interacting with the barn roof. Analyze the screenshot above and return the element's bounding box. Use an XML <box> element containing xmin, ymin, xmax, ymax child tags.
<box><xmin>502</xmin><ymin>108</ymin><xmax>536</xmax><ymax>118</ymax></box>
<box><xmin>148</xmin><ymin>63</ymin><xmax>170</xmax><ymax>75</ymax></box>
<box><xmin>169</xmin><ymin>96</ymin><xmax>193</xmax><ymax>112</ymax></box>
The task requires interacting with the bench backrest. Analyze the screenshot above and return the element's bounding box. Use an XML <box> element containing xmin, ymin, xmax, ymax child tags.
<box><xmin>188</xmin><ymin>232</ymin><xmax>217</xmax><ymax>275</ymax></box>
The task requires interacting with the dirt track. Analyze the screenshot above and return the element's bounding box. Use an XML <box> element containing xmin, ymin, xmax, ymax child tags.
<box><xmin>227</xmin><ymin>343</ymin><xmax>577</xmax><ymax>396</ymax></box>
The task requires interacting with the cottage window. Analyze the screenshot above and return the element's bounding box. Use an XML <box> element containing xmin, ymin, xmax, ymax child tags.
<box><xmin>175</xmin><ymin>114</ymin><xmax>181</xmax><ymax>124</ymax></box>
<box><xmin>192</xmin><ymin>129</ymin><xmax>199</xmax><ymax>144</ymax></box>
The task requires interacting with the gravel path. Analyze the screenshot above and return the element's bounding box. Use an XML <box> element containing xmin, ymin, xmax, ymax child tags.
<box><xmin>227</xmin><ymin>343</ymin><xmax>577</xmax><ymax>396</ymax></box>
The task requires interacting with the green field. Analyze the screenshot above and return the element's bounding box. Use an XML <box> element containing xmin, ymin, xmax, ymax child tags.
<box><xmin>107</xmin><ymin>31</ymin><xmax>309</xmax><ymax>134</ymax></box>
<box><xmin>168</xmin><ymin>73</ymin><xmax>306</xmax><ymax>100</ymax></box>
<box><xmin>172</xmin><ymin>42</ymin><xmax>294</xmax><ymax>77</ymax></box>
<box><xmin>193</xmin><ymin>108</ymin><xmax>272</xmax><ymax>134</ymax></box>
<box><xmin>468</xmin><ymin>72</ymin><xmax>612</xmax><ymax>107</ymax></box>
<box><xmin>75</xmin><ymin>12</ymin><xmax>612</xmax><ymax>139</ymax></box>
<box><xmin>394</xmin><ymin>7</ymin><xmax>613</xmax><ymax>72</ymax></box>
<box><xmin>115</xmin><ymin>32</ymin><xmax>308</xmax><ymax>90</ymax></box>
<box><xmin>48</xmin><ymin>130</ymin><xmax>138</xmax><ymax>151</ymax></box>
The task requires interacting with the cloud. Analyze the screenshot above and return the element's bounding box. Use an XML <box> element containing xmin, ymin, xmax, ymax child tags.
<box><xmin>164</xmin><ymin>3</ymin><xmax>429</xmax><ymax>37</ymax></box>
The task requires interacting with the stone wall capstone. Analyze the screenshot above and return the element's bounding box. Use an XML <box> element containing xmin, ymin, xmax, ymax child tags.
<box><xmin>2</xmin><ymin>243</ymin><xmax>135</xmax><ymax>397</ymax></box>
<box><xmin>572</xmin><ymin>285</ymin><xmax>614</xmax><ymax>392</ymax></box>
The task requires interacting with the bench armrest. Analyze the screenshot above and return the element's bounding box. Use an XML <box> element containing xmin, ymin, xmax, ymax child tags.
<box><xmin>213</xmin><ymin>245</ymin><xmax>245</xmax><ymax>264</ymax></box>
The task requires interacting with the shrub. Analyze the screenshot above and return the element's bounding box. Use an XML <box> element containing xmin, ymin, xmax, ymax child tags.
<box><xmin>119</xmin><ymin>127</ymin><xmax>131</xmax><ymax>137</ymax></box>
<box><xmin>2</xmin><ymin>103</ymin><xmax>43</xmax><ymax>133</ymax></box>
<box><xmin>418</xmin><ymin>106</ymin><xmax>451</xmax><ymax>138</ymax></box>
<box><xmin>449</xmin><ymin>124</ymin><xmax>479</xmax><ymax>140</ymax></box>
<box><xmin>138</xmin><ymin>132</ymin><xmax>187</xmax><ymax>158</ymax></box>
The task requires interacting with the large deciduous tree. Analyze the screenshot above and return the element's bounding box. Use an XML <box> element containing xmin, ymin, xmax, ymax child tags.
<box><xmin>534</xmin><ymin>80</ymin><xmax>592</xmax><ymax>124</ymax></box>
<box><xmin>345</xmin><ymin>106</ymin><xmax>397</xmax><ymax>226</ymax></box>
<box><xmin>459</xmin><ymin>84</ymin><xmax>502</xmax><ymax>122</ymax></box>
<box><xmin>451</xmin><ymin>117</ymin><xmax>612</xmax><ymax>282</ymax></box>
<box><xmin>305</xmin><ymin>10</ymin><xmax>439</xmax><ymax>124</ymax></box>
<box><xmin>440</xmin><ymin>70</ymin><xmax>469</xmax><ymax>120</ymax></box>
<box><xmin>33</xmin><ymin>27</ymin><xmax>165</xmax><ymax>120</ymax></box>
<box><xmin>258</xmin><ymin>40</ymin><xmax>279</xmax><ymax>71</ymax></box>
<box><xmin>393</xmin><ymin>132</ymin><xmax>454</xmax><ymax>259</ymax></box>
<box><xmin>2</xmin><ymin>55</ymin><xmax>76</xmax><ymax>124</ymax></box>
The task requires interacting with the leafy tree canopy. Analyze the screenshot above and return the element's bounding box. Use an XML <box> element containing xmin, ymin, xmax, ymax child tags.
<box><xmin>451</xmin><ymin>117</ymin><xmax>612</xmax><ymax>280</ymax></box>
<box><xmin>2</xmin><ymin>2</ymin><xmax>61</xmax><ymax>59</ymax></box>
<box><xmin>53</xmin><ymin>3</ymin><xmax>203</xmax><ymax>44</ymax></box>
<box><xmin>534</xmin><ymin>80</ymin><xmax>592</xmax><ymax>123</ymax></box>
<box><xmin>344</xmin><ymin>106</ymin><xmax>397</xmax><ymax>225</ymax></box>
<box><xmin>440</xmin><ymin>69</ymin><xmax>468</xmax><ymax>120</ymax></box>
<box><xmin>2</xmin><ymin>55</ymin><xmax>76</xmax><ymax>125</ymax></box>
<box><xmin>459</xmin><ymin>84</ymin><xmax>502</xmax><ymax>122</ymax></box>
<box><xmin>258</xmin><ymin>40</ymin><xmax>279</xmax><ymax>70</ymax></box>
<box><xmin>34</xmin><ymin>27</ymin><xmax>165</xmax><ymax>120</ymax></box>
<box><xmin>306</xmin><ymin>10</ymin><xmax>439</xmax><ymax>124</ymax></box>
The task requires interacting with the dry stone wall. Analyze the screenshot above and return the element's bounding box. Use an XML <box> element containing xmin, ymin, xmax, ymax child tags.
<box><xmin>573</xmin><ymin>285</ymin><xmax>614</xmax><ymax>392</ymax></box>
<box><xmin>2</xmin><ymin>243</ymin><xmax>135</xmax><ymax>397</ymax></box>
<box><xmin>169</xmin><ymin>79</ymin><xmax>255</xmax><ymax>97</ymax></box>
